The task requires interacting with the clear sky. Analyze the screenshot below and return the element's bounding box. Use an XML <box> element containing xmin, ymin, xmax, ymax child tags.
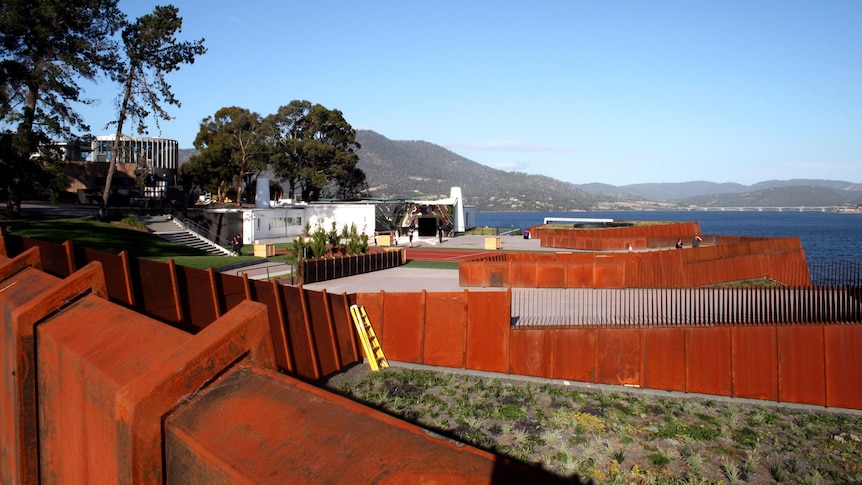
<box><xmin>77</xmin><ymin>1</ymin><xmax>862</xmax><ymax>186</ymax></box>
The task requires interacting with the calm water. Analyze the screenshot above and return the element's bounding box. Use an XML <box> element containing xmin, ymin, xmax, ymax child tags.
<box><xmin>475</xmin><ymin>210</ymin><xmax>862</xmax><ymax>263</ymax></box>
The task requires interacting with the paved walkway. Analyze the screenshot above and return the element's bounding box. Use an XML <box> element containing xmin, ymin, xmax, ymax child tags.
<box><xmin>233</xmin><ymin>234</ymin><xmax>554</xmax><ymax>293</ymax></box>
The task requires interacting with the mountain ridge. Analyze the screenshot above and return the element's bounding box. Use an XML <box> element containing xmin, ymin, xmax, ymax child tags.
<box><xmin>179</xmin><ymin>131</ymin><xmax>862</xmax><ymax>210</ymax></box>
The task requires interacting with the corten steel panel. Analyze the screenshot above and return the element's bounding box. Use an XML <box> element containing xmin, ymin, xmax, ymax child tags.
<box><xmin>511</xmin><ymin>262</ymin><xmax>538</xmax><ymax>288</ymax></box>
<box><xmin>685</xmin><ymin>328</ymin><xmax>733</xmax><ymax>397</ymax></box>
<box><xmin>565</xmin><ymin>262</ymin><xmax>594</xmax><ymax>288</ymax></box>
<box><xmin>484</xmin><ymin>261</ymin><xmax>510</xmax><ymax>287</ymax></box>
<box><xmin>778</xmin><ymin>326</ymin><xmax>826</xmax><ymax>406</ymax></box>
<box><xmin>465</xmin><ymin>291</ymin><xmax>511</xmax><ymax>373</ymax></box>
<box><xmin>642</xmin><ymin>328</ymin><xmax>686</xmax><ymax>392</ymax></box>
<box><xmin>0</xmin><ymin>259</ymin><xmax>109</xmax><ymax>485</ymax></box>
<box><xmin>37</xmin><ymin>294</ymin><xmax>190</xmax><ymax>484</ymax></box>
<box><xmin>423</xmin><ymin>292</ymin><xmax>468</xmax><ymax>368</ymax></box>
<box><xmin>550</xmin><ymin>328</ymin><xmax>597</xmax><ymax>383</ymax></box>
<box><xmin>459</xmin><ymin>262</ymin><xmax>483</xmax><ymax>286</ymax></box>
<box><xmin>327</xmin><ymin>292</ymin><xmax>361</xmax><ymax>367</ymax></box>
<box><xmin>824</xmin><ymin>325</ymin><xmax>862</xmax><ymax>410</ymax></box>
<box><xmin>176</xmin><ymin>265</ymin><xmax>219</xmax><ymax>331</ymax></box>
<box><xmin>215</xmin><ymin>271</ymin><xmax>248</xmax><ymax>314</ymax></box>
<box><xmin>305</xmin><ymin>290</ymin><xmax>341</xmax><ymax>377</ymax></box>
<box><xmin>80</xmin><ymin>248</ymin><xmax>134</xmax><ymax>305</ymax></box>
<box><xmin>537</xmin><ymin>263</ymin><xmax>566</xmax><ymax>288</ymax></box>
<box><xmin>281</xmin><ymin>285</ymin><xmax>318</xmax><ymax>380</ymax></box>
<box><xmin>354</xmin><ymin>292</ymin><xmax>383</xmax><ymax>334</ymax></box>
<box><xmin>380</xmin><ymin>292</ymin><xmax>425</xmax><ymax>363</ymax></box>
<box><xmin>595</xmin><ymin>329</ymin><xmax>642</xmax><ymax>386</ymax></box>
<box><xmin>0</xmin><ymin>264</ymin><xmax>56</xmax><ymax>484</ymax></box>
<box><xmin>594</xmin><ymin>262</ymin><xmax>626</xmax><ymax>289</ymax></box>
<box><xmin>164</xmin><ymin>364</ymin><xmax>565</xmax><ymax>485</ymax></box>
<box><xmin>249</xmin><ymin>279</ymin><xmax>292</xmax><ymax>373</ymax></box>
<box><xmin>22</xmin><ymin>238</ymin><xmax>73</xmax><ymax>277</ymax></box>
<box><xmin>732</xmin><ymin>326</ymin><xmax>779</xmax><ymax>401</ymax></box>
<box><xmin>38</xmin><ymin>299</ymin><xmax>274</xmax><ymax>484</ymax></box>
<box><xmin>509</xmin><ymin>329</ymin><xmax>552</xmax><ymax>377</ymax></box>
<box><xmin>135</xmin><ymin>258</ymin><xmax>182</xmax><ymax>326</ymax></box>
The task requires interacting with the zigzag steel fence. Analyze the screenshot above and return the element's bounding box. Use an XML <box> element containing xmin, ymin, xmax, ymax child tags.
<box><xmin>511</xmin><ymin>286</ymin><xmax>862</xmax><ymax>327</ymax></box>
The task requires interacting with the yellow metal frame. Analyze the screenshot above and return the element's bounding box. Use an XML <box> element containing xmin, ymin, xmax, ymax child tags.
<box><xmin>349</xmin><ymin>304</ymin><xmax>389</xmax><ymax>371</ymax></box>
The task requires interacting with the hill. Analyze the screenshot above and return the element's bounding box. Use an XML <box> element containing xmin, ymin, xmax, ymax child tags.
<box><xmin>179</xmin><ymin>130</ymin><xmax>862</xmax><ymax>210</ymax></box>
<box><xmin>355</xmin><ymin>130</ymin><xmax>643</xmax><ymax>211</ymax></box>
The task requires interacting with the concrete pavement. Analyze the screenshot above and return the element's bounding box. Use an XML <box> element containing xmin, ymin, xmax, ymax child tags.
<box><xmin>234</xmin><ymin>233</ymin><xmax>554</xmax><ymax>293</ymax></box>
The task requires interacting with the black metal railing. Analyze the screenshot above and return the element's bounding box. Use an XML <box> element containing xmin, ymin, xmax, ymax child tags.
<box><xmin>511</xmin><ymin>286</ymin><xmax>862</xmax><ymax>327</ymax></box>
<box><xmin>809</xmin><ymin>260</ymin><xmax>862</xmax><ymax>287</ymax></box>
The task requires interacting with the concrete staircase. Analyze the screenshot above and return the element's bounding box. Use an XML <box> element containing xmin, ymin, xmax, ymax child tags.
<box><xmin>142</xmin><ymin>215</ymin><xmax>233</xmax><ymax>256</ymax></box>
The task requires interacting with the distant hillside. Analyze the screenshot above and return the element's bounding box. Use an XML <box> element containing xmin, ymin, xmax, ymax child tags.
<box><xmin>680</xmin><ymin>185</ymin><xmax>862</xmax><ymax>208</ymax></box>
<box><xmin>178</xmin><ymin>131</ymin><xmax>862</xmax><ymax>210</ymax></box>
<box><xmin>578</xmin><ymin>181</ymin><xmax>748</xmax><ymax>202</ymax></box>
<box><xmin>356</xmin><ymin>130</ymin><xmax>635</xmax><ymax>211</ymax></box>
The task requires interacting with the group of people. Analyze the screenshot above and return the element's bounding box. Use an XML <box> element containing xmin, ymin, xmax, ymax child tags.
<box><xmin>675</xmin><ymin>235</ymin><xmax>703</xmax><ymax>249</ymax></box>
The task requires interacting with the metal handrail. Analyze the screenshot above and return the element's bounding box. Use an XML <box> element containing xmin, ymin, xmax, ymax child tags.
<box><xmin>169</xmin><ymin>208</ymin><xmax>231</xmax><ymax>250</ymax></box>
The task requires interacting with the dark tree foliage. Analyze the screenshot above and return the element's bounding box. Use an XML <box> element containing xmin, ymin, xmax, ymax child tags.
<box><xmin>264</xmin><ymin>100</ymin><xmax>364</xmax><ymax>202</ymax></box>
<box><xmin>184</xmin><ymin>106</ymin><xmax>269</xmax><ymax>204</ymax></box>
<box><xmin>0</xmin><ymin>0</ymin><xmax>123</xmax><ymax>207</ymax></box>
<box><xmin>100</xmin><ymin>4</ymin><xmax>205</xmax><ymax>217</ymax></box>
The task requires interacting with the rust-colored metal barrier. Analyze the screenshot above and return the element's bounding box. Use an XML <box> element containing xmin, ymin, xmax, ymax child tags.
<box><xmin>0</xmin><ymin>231</ymin><xmax>361</xmax><ymax>382</ymax></box>
<box><xmin>355</xmin><ymin>288</ymin><xmax>862</xmax><ymax>411</ymax></box>
<box><xmin>0</xmin><ymin>237</ymin><xmax>564</xmax><ymax>484</ymax></box>
<box><xmin>460</xmin><ymin>236</ymin><xmax>811</xmax><ymax>288</ymax></box>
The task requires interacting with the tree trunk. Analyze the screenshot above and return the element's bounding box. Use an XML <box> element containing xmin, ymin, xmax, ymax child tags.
<box><xmin>100</xmin><ymin>70</ymin><xmax>135</xmax><ymax>220</ymax></box>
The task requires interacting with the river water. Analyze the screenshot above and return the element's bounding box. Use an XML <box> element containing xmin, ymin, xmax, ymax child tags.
<box><xmin>475</xmin><ymin>210</ymin><xmax>862</xmax><ymax>264</ymax></box>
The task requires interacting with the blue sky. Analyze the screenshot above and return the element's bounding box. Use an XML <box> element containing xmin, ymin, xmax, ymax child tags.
<box><xmin>77</xmin><ymin>1</ymin><xmax>862</xmax><ymax>186</ymax></box>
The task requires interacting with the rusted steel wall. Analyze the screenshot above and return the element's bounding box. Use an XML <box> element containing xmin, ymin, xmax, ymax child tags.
<box><xmin>0</xmin><ymin>233</ymin><xmax>361</xmax><ymax>383</ymax></box>
<box><xmin>533</xmin><ymin>222</ymin><xmax>701</xmax><ymax>251</ymax></box>
<box><xmin>1</xmin><ymin>251</ymin><xmax>562</xmax><ymax>484</ymax></box>
<box><xmin>355</xmin><ymin>290</ymin><xmax>514</xmax><ymax>373</ymax></box>
<box><xmin>824</xmin><ymin>325</ymin><xmax>862</xmax><ymax>409</ymax></box>
<box><xmin>356</xmin><ymin>285</ymin><xmax>862</xmax><ymax>410</ymax></box>
<box><xmin>459</xmin><ymin>236</ymin><xmax>810</xmax><ymax>288</ymax></box>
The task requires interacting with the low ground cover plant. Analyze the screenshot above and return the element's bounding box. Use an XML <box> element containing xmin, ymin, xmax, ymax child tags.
<box><xmin>326</xmin><ymin>367</ymin><xmax>862</xmax><ymax>484</ymax></box>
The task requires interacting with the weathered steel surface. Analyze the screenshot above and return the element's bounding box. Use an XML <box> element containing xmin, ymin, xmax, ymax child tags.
<box><xmin>550</xmin><ymin>328</ymin><xmax>597</xmax><ymax>383</ymax></box>
<box><xmin>423</xmin><ymin>292</ymin><xmax>468</xmax><ymax>368</ymax></box>
<box><xmin>824</xmin><ymin>325</ymin><xmax>862</xmax><ymax>409</ymax></box>
<box><xmin>282</xmin><ymin>285</ymin><xmax>318</xmax><ymax>380</ymax></box>
<box><xmin>37</xmin><ymin>297</ymin><xmax>273</xmax><ymax>483</ymax></box>
<box><xmin>465</xmin><ymin>291</ymin><xmax>511</xmax><ymax>373</ymax></box>
<box><xmin>380</xmin><ymin>292</ymin><xmax>425</xmax><ymax>363</ymax></box>
<box><xmin>165</xmin><ymin>364</ymin><xmax>565</xmax><ymax>485</ymax></box>
<box><xmin>685</xmin><ymin>328</ymin><xmax>733</xmax><ymax>396</ymax></box>
<box><xmin>732</xmin><ymin>326</ymin><xmax>779</xmax><ymax>401</ymax></box>
<box><xmin>0</xmin><ymin>255</ymin><xmax>107</xmax><ymax>485</ymax></box>
<box><xmin>509</xmin><ymin>329</ymin><xmax>551</xmax><ymax>377</ymax></box>
<box><xmin>176</xmin><ymin>265</ymin><xmax>219</xmax><ymax>331</ymax></box>
<box><xmin>596</xmin><ymin>328</ymin><xmax>641</xmax><ymax>386</ymax></box>
<box><xmin>642</xmin><ymin>328</ymin><xmax>687</xmax><ymax>392</ymax></box>
<box><xmin>778</xmin><ymin>325</ymin><xmax>826</xmax><ymax>406</ymax></box>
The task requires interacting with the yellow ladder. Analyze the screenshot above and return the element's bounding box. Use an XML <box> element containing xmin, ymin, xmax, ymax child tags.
<box><xmin>349</xmin><ymin>304</ymin><xmax>389</xmax><ymax>371</ymax></box>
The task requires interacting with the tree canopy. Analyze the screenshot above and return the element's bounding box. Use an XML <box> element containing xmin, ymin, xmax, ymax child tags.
<box><xmin>100</xmin><ymin>4</ymin><xmax>205</xmax><ymax>217</ymax></box>
<box><xmin>0</xmin><ymin>0</ymin><xmax>123</xmax><ymax>203</ymax></box>
<box><xmin>265</xmin><ymin>100</ymin><xmax>364</xmax><ymax>201</ymax></box>
<box><xmin>183</xmin><ymin>106</ymin><xmax>269</xmax><ymax>203</ymax></box>
<box><xmin>184</xmin><ymin>101</ymin><xmax>365</xmax><ymax>204</ymax></box>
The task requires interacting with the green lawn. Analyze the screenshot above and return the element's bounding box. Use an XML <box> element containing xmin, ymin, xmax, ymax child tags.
<box><xmin>4</xmin><ymin>217</ymin><xmax>262</xmax><ymax>270</ymax></box>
